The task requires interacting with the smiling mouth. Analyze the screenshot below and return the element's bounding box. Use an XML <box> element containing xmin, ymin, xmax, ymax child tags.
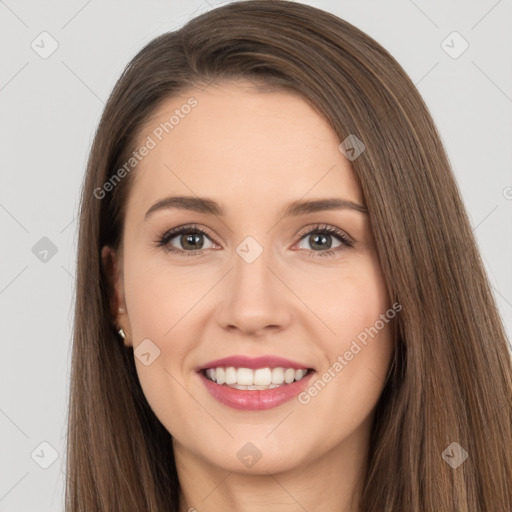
<box><xmin>201</xmin><ymin>366</ymin><xmax>314</xmax><ymax>390</ymax></box>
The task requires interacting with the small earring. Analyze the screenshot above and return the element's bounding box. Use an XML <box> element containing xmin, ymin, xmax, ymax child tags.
<box><xmin>118</xmin><ymin>307</ymin><xmax>125</xmax><ymax>313</ymax></box>
<box><xmin>118</xmin><ymin>328</ymin><xmax>126</xmax><ymax>340</ymax></box>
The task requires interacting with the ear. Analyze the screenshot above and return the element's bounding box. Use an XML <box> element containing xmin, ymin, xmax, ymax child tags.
<box><xmin>101</xmin><ymin>245</ymin><xmax>132</xmax><ymax>347</ymax></box>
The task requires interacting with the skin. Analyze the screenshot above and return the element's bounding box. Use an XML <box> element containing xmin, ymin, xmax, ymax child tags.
<box><xmin>103</xmin><ymin>79</ymin><xmax>395</xmax><ymax>512</ymax></box>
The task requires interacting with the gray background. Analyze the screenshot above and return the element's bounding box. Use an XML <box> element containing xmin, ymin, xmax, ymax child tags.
<box><xmin>1</xmin><ymin>0</ymin><xmax>511</xmax><ymax>510</ymax></box>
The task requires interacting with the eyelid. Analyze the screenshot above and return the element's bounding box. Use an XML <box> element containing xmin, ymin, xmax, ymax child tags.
<box><xmin>156</xmin><ymin>223</ymin><xmax>220</xmax><ymax>249</ymax></box>
<box><xmin>294</xmin><ymin>223</ymin><xmax>354</xmax><ymax>246</ymax></box>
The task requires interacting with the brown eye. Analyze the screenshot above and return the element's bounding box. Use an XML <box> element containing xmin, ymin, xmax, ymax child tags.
<box><xmin>295</xmin><ymin>225</ymin><xmax>353</xmax><ymax>258</ymax></box>
<box><xmin>157</xmin><ymin>225</ymin><xmax>216</xmax><ymax>256</ymax></box>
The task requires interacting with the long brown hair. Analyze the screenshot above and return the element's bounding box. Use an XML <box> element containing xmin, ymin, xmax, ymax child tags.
<box><xmin>66</xmin><ymin>1</ymin><xmax>512</xmax><ymax>510</ymax></box>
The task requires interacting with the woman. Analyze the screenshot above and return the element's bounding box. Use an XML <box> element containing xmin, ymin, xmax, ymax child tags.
<box><xmin>66</xmin><ymin>1</ymin><xmax>512</xmax><ymax>510</ymax></box>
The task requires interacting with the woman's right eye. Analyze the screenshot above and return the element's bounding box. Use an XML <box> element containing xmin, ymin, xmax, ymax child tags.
<box><xmin>156</xmin><ymin>225</ymin><xmax>216</xmax><ymax>256</ymax></box>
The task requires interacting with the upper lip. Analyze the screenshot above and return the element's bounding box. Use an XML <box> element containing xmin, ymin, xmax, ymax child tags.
<box><xmin>197</xmin><ymin>355</ymin><xmax>314</xmax><ymax>371</ymax></box>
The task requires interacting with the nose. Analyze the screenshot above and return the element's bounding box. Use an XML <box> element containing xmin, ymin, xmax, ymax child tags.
<box><xmin>216</xmin><ymin>243</ymin><xmax>293</xmax><ymax>337</ymax></box>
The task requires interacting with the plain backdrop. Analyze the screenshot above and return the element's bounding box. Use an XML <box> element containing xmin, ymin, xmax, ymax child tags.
<box><xmin>1</xmin><ymin>0</ymin><xmax>511</xmax><ymax>510</ymax></box>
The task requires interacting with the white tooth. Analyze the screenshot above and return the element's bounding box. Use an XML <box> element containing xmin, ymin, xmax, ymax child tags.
<box><xmin>211</xmin><ymin>366</ymin><xmax>307</xmax><ymax>386</ymax></box>
<box><xmin>284</xmin><ymin>368</ymin><xmax>295</xmax><ymax>384</ymax></box>
<box><xmin>216</xmin><ymin>367</ymin><xmax>225</xmax><ymax>385</ymax></box>
<box><xmin>225</xmin><ymin>366</ymin><xmax>237</xmax><ymax>385</ymax></box>
<box><xmin>237</xmin><ymin>367</ymin><xmax>254</xmax><ymax>386</ymax></box>
<box><xmin>295</xmin><ymin>369</ymin><xmax>307</xmax><ymax>381</ymax></box>
<box><xmin>254</xmin><ymin>367</ymin><xmax>272</xmax><ymax>386</ymax></box>
<box><xmin>226</xmin><ymin>383</ymin><xmax>279</xmax><ymax>390</ymax></box>
<box><xmin>271</xmin><ymin>367</ymin><xmax>285</xmax><ymax>385</ymax></box>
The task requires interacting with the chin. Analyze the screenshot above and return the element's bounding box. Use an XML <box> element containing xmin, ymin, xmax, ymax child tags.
<box><xmin>194</xmin><ymin>436</ymin><xmax>312</xmax><ymax>476</ymax></box>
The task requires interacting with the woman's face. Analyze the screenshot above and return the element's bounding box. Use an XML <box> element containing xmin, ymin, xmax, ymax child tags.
<box><xmin>105</xmin><ymin>80</ymin><xmax>395</xmax><ymax>476</ymax></box>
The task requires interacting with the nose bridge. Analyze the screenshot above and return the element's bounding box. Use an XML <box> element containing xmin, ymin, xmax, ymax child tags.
<box><xmin>235</xmin><ymin>235</ymin><xmax>272</xmax><ymax>290</ymax></box>
<box><xmin>232</xmin><ymin>232</ymin><xmax>277</xmax><ymax>302</ymax></box>
<box><xmin>217</xmin><ymin>232</ymin><xmax>292</xmax><ymax>334</ymax></box>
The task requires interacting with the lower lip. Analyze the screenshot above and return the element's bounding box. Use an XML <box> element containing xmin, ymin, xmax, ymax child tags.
<box><xmin>198</xmin><ymin>370</ymin><xmax>315</xmax><ymax>410</ymax></box>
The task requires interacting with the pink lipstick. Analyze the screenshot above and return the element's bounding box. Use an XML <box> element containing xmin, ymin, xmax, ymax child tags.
<box><xmin>196</xmin><ymin>355</ymin><xmax>315</xmax><ymax>410</ymax></box>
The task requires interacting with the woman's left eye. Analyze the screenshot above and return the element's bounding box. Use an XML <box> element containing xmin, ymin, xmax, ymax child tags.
<box><xmin>295</xmin><ymin>225</ymin><xmax>353</xmax><ymax>257</ymax></box>
<box><xmin>155</xmin><ymin>224</ymin><xmax>353</xmax><ymax>258</ymax></box>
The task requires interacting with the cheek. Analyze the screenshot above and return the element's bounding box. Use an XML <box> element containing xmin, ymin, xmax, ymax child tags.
<box><xmin>123</xmin><ymin>251</ymin><xmax>202</xmax><ymax>340</ymax></box>
<box><xmin>121</xmin><ymin>256</ymin><xmax>200</xmax><ymax>435</ymax></box>
<box><xmin>122</xmin><ymin>252</ymin><xmax>209</xmax><ymax>396</ymax></box>
<box><xmin>316</xmin><ymin>253</ymin><xmax>391</xmax><ymax>344</ymax></box>
<box><xmin>308</xmin><ymin>254</ymin><xmax>394</xmax><ymax>406</ymax></box>
<box><xmin>124</xmin><ymin>272</ymin><xmax>172</xmax><ymax>340</ymax></box>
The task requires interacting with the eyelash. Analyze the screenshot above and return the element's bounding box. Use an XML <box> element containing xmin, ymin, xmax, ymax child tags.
<box><xmin>155</xmin><ymin>223</ymin><xmax>353</xmax><ymax>258</ymax></box>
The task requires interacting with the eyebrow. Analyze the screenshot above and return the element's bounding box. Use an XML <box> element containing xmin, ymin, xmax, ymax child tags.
<box><xmin>144</xmin><ymin>195</ymin><xmax>368</xmax><ymax>220</ymax></box>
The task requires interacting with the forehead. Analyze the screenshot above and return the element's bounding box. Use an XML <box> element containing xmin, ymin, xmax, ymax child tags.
<box><xmin>126</xmin><ymin>80</ymin><xmax>363</xmax><ymax>218</ymax></box>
